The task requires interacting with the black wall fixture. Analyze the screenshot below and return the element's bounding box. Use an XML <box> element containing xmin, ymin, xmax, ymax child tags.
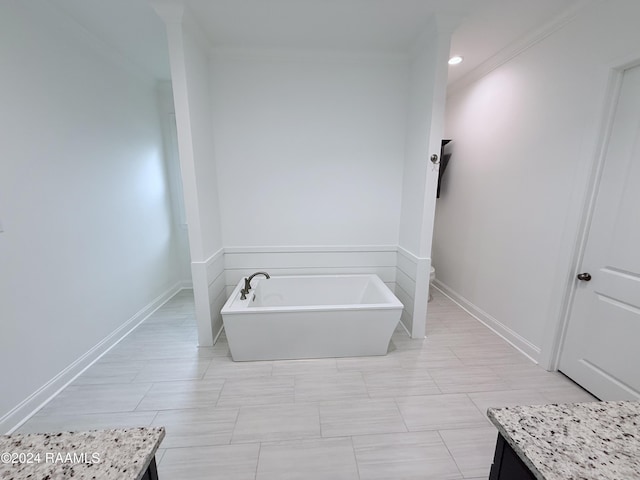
<box><xmin>437</xmin><ymin>139</ymin><xmax>452</xmax><ymax>198</ymax></box>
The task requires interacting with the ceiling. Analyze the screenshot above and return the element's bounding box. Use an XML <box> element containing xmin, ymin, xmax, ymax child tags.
<box><xmin>50</xmin><ymin>0</ymin><xmax>578</xmax><ymax>84</ymax></box>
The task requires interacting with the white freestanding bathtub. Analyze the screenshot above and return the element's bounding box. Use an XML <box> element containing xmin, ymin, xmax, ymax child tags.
<box><xmin>221</xmin><ymin>274</ymin><xmax>403</xmax><ymax>361</ymax></box>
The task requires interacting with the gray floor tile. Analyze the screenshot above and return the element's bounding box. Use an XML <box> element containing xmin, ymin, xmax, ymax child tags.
<box><xmin>439</xmin><ymin>427</ymin><xmax>498</xmax><ymax>478</ymax></box>
<box><xmin>540</xmin><ymin>386</ymin><xmax>599</xmax><ymax>404</ymax></box>
<box><xmin>489</xmin><ymin>364</ymin><xmax>578</xmax><ymax>389</ymax></box>
<box><xmin>363</xmin><ymin>369</ymin><xmax>441</xmax><ymax>398</ymax></box>
<box><xmin>217</xmin><ymin>376</ymin><xmax>294</xmax><ymax>407</ymax></box>
<box><xmin>320</xmin><ymin>398</ymin><xmax>407</xmax><ymax>437</ymax></box>
<box><xmin>257</xmin><ymin>437</ymin><xmax>358</xmax><ymax>480</ymax></box>
<box><xmin>159</xmin><ymin>444</ymin><xmax>260</xmax><ymax>480</ymax></box>
<box><xmin>295</xmin><ymin>372</ymin><xmax>368</xmax><ymax>403</ymax></box>
<box><xmin>428</xmin><ymin>366</ymin><xmax>510</xmax><ymax>394</ymax></box>
<box><xmin>155</xmin><ymin>448</ymin><xmax>167</xmax><ymax>464</ymax></box>
<box><xmin>426</xmin><ymin>332</ymin><xmax>507</xmax><ymax>349</ymax></box>
<box><xmin>468</xmin><ymin>389</ymin><xmax>550</xmax><ymax>417</ymax></box>
<box><xmin>72</xmin><ymin>360</ymin><xmax>148</xmax><ymax>385</ymax></box>
<box><xmin>353</xmin><ymin>431</ymin><xmax>463</xmax><ymax>480</ymax></box>
<box><xmin>205</xmin><ymin>359</ymin><xmax>274</xmax><ymax>379</ymax></box>
<box><xmin>395</xmin><ymin>347</ymin><xmax>466</xmax><ymax>369</ymax></box>
<box><xmin>272</xmin><ymin>358</ymin><xmax>338</xmax><ymax>376</ymax></box>
<box><xmin>17</xmin><ymin>411</ymin><xmax>157</xmax><ymax>433</ymax></box>
<box><xmin>133</xmin><ymin>357</ymin><xmax>211</xmax><ymax>382</ymax></box>
<box><xmin>336</xmin><ymin>355</ymin><xmax>403</xmax><ymax>373</ymax></box>
<box><xmin>152</xmin><ymin>407</ymin><xmax>238</xmax><ymax>448</ymax></box>
<box><xmin>136</xmin><ymin>379</ymin><xmax>225</xmax><ymax>411</ymax></box>
<box><xmin>488</xmin><ymin>365</ymin><xmax>599</xmax><ymax>402</ymax></box>
<box><xmin>450</xmin><ymin>344</ymin><xmax>533</xmax><ymax>367</ymax></box>
<box><xmin>38</xmin><ymin>383</ymin><xmax>152</xmax><ymax>415</ymax></box>
<box><xmin>103</xmin><ymin>343</ymin><xmax>215</xmax><ymax>362</ymax></box>
<box><xmin>396</xmin><ymin>394</ymin><xmax>490</xmax><ymax>431</ymax></box>
<box><xmin>232</xmin><ymin>403</ymin><xmax>320</xmax><ymax>443</ymax></box>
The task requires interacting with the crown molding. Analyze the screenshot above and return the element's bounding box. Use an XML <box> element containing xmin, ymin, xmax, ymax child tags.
<box><xmin>447</xmin><ymin>0</ymin><xmax>599</xmax><ymax>97</ymax></box>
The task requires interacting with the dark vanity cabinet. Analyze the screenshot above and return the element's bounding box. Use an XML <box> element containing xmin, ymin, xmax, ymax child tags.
<box><xmin>489</xmin><ymin>434</ymin><xmax>537</xmax><ymax>480</ymax></box>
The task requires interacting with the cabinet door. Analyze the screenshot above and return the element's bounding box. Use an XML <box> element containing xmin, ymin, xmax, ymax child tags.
<box><xmin>489</xmin><ymin>434</ymin><xmax>537</xmax><ymax>480</ymax></box>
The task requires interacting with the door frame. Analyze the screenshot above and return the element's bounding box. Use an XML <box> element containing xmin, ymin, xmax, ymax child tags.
<box><xmin>540</xmin><ymin>54</ymin><xmax>640</xmax><ymax>372</ymax></box>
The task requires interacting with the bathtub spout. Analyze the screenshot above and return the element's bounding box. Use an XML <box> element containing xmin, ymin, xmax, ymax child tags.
<box><xmin>240</xmin><ymin>271</ymin><xmax>270</xmax><ymax>299</ymax></box>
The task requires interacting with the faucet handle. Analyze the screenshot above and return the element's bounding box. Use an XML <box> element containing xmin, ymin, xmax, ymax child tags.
<box><xmin>243</xmin><ymin>277</ymin><xmax>252</xmax><ymax>292</ymax></box>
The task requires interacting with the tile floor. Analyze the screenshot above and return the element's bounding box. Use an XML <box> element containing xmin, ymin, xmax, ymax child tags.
<box><xmin>18</xmin><ymin>288</ymin><xmax>597</xmax><ymax>479</ymax></box>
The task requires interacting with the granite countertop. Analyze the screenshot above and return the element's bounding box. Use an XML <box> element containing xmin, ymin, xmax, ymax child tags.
<box><xmin>0</xmin><ymin>426</ymin><xmax>165</xmax><ymax>480</ymax></box>
<box><xmin>487</xmin><ymin>401</ymin><xmax>640</xmax><ymax>480</ymax></box>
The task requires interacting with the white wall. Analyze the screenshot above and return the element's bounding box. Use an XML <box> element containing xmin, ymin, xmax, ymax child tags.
<box><xmin>181</xmin><ymin>20</ymin><xmax>226</xmax><ymax>345</ymax></box>
<box><xmin>434</xmin><ymin>0</ymin><xmax>640</xmax><ymax>364</ymax></box>
<box><xmin>211</xmin><ymin>51</ymin><xmax>407</xmax><ymax>248</ymax></box>
<box><xmin>396</xmin><ymin>24</ymin><xmax>452</xmax><ymax>337</ymax></box>
<box><xmin>398</xmin><ymin>38</ymin><xmax>440</xmax><ymax>257</ymax></box>
<box><xmin>183</xmin><ymin>25</ymin><xmax>223</xmax><ymax>259</ymax></box>
<box><xmin>0</xmin><ymin>1</ymin><xmax>182</xmax><ymax>430</ymax></box>
<box><xmin>157</xmin><ymin>81</ymin><xmax>192</xmax><ymax>284</ymax></box>
<box><xmin>158</xmin><ymin>6</ymin><xmax>225</xmax><ymax>346</ymax></box>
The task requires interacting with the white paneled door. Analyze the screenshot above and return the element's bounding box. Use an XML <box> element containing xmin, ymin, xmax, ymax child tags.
<box><xmin>559</xmin><ymin>64</ymin><xmax>640</xmax><ymax>401</ymax></box>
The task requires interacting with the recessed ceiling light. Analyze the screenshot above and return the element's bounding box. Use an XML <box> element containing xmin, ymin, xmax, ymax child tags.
<box><xmin>448</xmin><ymin>56</ymin><xmax>463</xmax><ymax>65</ymax></box>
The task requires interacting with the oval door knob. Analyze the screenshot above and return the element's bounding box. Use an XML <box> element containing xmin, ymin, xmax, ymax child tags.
<box><xmin>577</xmin><ymin>272</ymin><xmax>592</xmax><ymax>281</ymax></box>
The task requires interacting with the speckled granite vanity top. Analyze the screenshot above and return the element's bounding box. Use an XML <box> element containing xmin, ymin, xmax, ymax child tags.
<box><xmin>488</xmin><ymin>401</ymin><xmax>640</xmax><ymax>480</ymax></box>
<box><xmin>0</xmin><ymin>426</ymin><xmax>164</xmax><ymax>479</ymax></box>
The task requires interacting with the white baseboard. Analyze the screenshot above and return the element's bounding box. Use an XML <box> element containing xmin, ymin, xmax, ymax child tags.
<box><xmin>1</xmin><ymin>281</ymin><xmax>185</xmax><ymax>434</ymax></box>
<box><xmin>433</xmin><ymin>280</ymin><xmax>541</xmax><ymax>363</ymax></box>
